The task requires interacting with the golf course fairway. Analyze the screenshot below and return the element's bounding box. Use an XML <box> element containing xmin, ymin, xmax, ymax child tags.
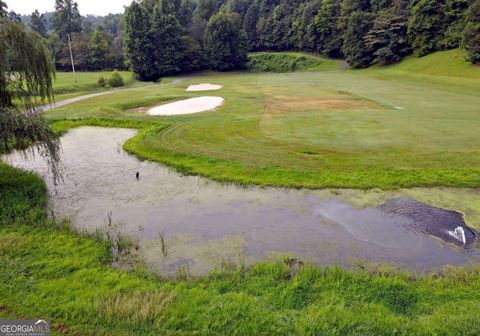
<box><xmin>46</xmin><ymin>50</ymin><xmax>480</xmax><ymax>190</ymax></box>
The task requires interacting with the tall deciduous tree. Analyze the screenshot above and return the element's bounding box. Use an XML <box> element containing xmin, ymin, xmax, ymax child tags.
<box><xmin>151</xmin><ymin>2</ymin><xmax>185</xmax><ymax>76</ymax></box>
<box><xmin>87</xmin><ymin>27</ymin><xmax>111</xmax><ymax>70</ymax></box>
<box><xmin>124</xmin><ymin>1</ymin><xmax>156</xmax><ymax>80</ymax></box>
<box><xmin>462</xmin><ymin>0</ymin><xmax>480</xmax><ymax>64</ymax></box>
<box><xmin>365</xmin><ymin>1</ymin><xmax>410</xmax><ymax>64</ymax></box>
<box><xmin>30</xmin><ymin>10</ymin><xmax>48</xmax><ymax>37</ymax></box>
<box><xmin>312</xmin><ymin>0</ymin><xmax>343</xmax><ymax>57</ymax></box>
<box><xmin>342</xmin><ymin>11</ymin><xmax>375</xmax><ymax>68</ymax></box>
<box><xmin>408</xmin><ymin>0</ymin><xmax>445</xmax><ymax>56</ymax></box>
<box><xmin>53</xmin><ymin>0</ymin><xmax>82</xmax><ymax>41</ymax></box>
<box><xmin>204</xmin><ymin>11</ymin><xmax>247</xmax><ymax>70</ymax></box>
<box><xmin>442</xmin><ymin>0</ymin><xmax>469</xmax><ymax>49</ymax></box>
<box><xmin>243</xmin><ymin>1</ymin><xmax>260</xmax><ymax>51</ymax></box>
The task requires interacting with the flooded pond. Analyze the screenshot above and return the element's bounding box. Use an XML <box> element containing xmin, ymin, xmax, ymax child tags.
<box><xmin>3</xmin><ymin>127</ymin><xmax>479</xmax><ymax>275</ymax></box>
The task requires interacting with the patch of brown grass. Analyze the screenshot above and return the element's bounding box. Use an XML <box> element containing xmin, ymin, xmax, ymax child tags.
<box><xmin>264</xmin><ymin>94</ymin><xmax>382</xmax><ymax>115</ymax></box>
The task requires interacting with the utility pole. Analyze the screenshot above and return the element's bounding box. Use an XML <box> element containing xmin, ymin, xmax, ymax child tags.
<box><xmin>67</xmin><ymin>33</ymin><xmax>76</xmax><ymax>84</ymax></box>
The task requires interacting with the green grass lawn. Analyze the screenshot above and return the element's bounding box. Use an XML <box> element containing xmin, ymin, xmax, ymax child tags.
<box><xmin>52</xmin><ymin>71</ymin><xmax>138</xmax><ymax>99</ymax></box>
<box><xmin>45</xmin><ymin>49</ymin><xmax>480</xmax><ymax>189</ymax></box>
<box><xmin>1</xmin><ymin>163</ymin><xmax>480</xmax><ymax>335</ymax></box>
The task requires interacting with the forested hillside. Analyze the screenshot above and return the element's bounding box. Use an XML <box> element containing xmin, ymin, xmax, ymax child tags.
<box><xmin>124</xmin><ymin>0</ymin><xmax>480</xmax><ymax>80</ymax></box>
<box><xmin>3</xmin><ymin>0</ymin><xmax>479</xmax><ymax>78</ymax></box>
<box><xmin>2</xmin><ymin>0</ymin><xmax>124</xmax><ymax>71</ymax></box>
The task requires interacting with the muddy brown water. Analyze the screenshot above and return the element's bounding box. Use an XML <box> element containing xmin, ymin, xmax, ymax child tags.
<box><xmin>3</xmin><ymin>127</ymin><xmax>478</xmax><ymax>275</ymax></box>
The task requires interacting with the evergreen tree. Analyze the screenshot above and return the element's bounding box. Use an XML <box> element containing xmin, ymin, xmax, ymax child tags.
<box><xmin>124</xmin><ymin>1</ymin><xmax>156</xmax><ymax>80</ymax></box>
<box><xmin>365</xmin><ymin>2</ymin><xmax>410</xmax><ymax>64</ymax></box>
<box><xmin>442</xmin><ymin>0</ymin><xmax>469</xmax><ymax>49</ymax></box>
<box><xmin>204</xmin><ymin>11</ymin><xmax>248</xmax><ymax>70</ymax></box>
<box><xmin>462</xmin><ymin>0</ymin><xmax>480</xmax><ymax>64</ymax></box>
<box><xmin>270</xmin><ymin>3</ymin><xmax>294</xmax><ymax>50</ymax></box>
<box><xmin>408</xmin><ymin>0</ymin><xmax>445</xmax><ymax>56</ymax></box>
<box><xmin>30</xmin><ymin>10</ymin><xmax>48</xmax><ymax>37</ymax></box>
<box><xmin>229</xmin><ymin>0</ymin><xmax>251</xmax><ymax>20</ymax></box>
<box><xmin>177</xmin><ymin>0</ymin><xmax>196</xmax><ymax>30</ymax></box>
<box><xmin>296</xmin><ymin>0</ymin><xmax>322</xmax><ymax>51</ymax></box>
<box><xmin>312</xmin><ymin>0</ymin><xmax>343</xmax><ymax>57</ymax></box>
<box><xmin>87</xmin><ymin>27</ymin><xmax>111</xmax><ymax>70</ymax></box>
<box><xmin>52</xmin><ymin>0</ymin><xmax>82</xmax><ymax>41</ymax></box>
<box><xmin>151</xmin><ymin>2</ymin><xmax>185</xmax><ymax>76</ymax></box>
<box><xmin>243</xmin><ymin>1</ymin><xmax>260</xmax><ymax>50</ymax></box>
<box><xmin>342</xmin><ymin>11</ymin><xmax>375</xmax><ymax>68</ymax></box>
<box><xmin>181</xmin><ymin>36</ymin><xmax>205</xmax><ymax>72</ymax></box>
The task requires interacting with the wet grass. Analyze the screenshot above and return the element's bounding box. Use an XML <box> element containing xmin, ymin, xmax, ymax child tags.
<box><xmin>1</xmin><ymin>164</ymin><xmax>480</xmax><ymax>335</ymax></box>
<box><xmin>44</xmin><ymin>50</ymin><xmax>480</xmax><ymax>189</ymax></box>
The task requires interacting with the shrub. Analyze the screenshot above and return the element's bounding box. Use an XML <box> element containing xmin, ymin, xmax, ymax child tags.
<box><xmin>97</xmin><ymin>76</ymin><xmax>106</xmax><ymax>87</ymax></box>
<box><xmin>107</xmin><ymin>70</ymin><xmax>125</xmax><ymax>88</ymax></box>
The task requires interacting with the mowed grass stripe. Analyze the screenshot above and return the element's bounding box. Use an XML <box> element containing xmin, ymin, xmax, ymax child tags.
<box><xmin>45</xmin><ymin>50</ymin><xmax>480</xmax><ymax>189</ymax></box>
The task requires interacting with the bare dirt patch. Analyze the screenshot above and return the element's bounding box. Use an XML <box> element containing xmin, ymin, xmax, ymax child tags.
<box><xmin>265</xmin><ymin>95</ymin><xmax>383</xmax><ymax>114</ymax></box>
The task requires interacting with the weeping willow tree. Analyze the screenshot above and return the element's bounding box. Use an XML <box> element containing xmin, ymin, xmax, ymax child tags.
<box><xmin>0</xmin><ymin>17</ymin><xmax>61</xmax><ymax>179</ymax></box>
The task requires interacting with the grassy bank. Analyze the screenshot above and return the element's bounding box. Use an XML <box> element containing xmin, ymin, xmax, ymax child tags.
<box><xmin>247</xmin><ymin>52</ymin><xmax>341</xmax><ymax>72</ymax></box>
<box><xmin>1</xmin><ymin>163</ymin><xmax>480</xmax><ymax>335</ymax></box>
<box><xmin>50</xmin><ymin>71</ymin><xmax>149</xmax><ymax>104</ymax></box>
<box><xmin>43</xmin><ymin>50</ymin><xmax>480</xmax><ymax>189</ymax></box>
<box><xmin>53</xmin><ymin>71</ymin><xmax>136</xmax><ymax>94</ymax></box>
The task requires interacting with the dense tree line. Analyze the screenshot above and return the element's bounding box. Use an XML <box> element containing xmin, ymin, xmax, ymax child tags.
<box><xmin>236</xmin><ymin>0</ymin><xmax>478</xmax><ymax>67</ymax></box>
<box><xmin>124</xmin><ymin>0</ymin><xmax>479</xmax><ymax>81</ymax></box>
<box><xmin>47</xmin><ymin>0</ymin><xmax>125</xmax><ymax>71</ymax></box>
<box><xmin>124</xmin><ymin>0</ymin><xmax>247</xmax><ymax>80</ymax></box>
<box><xmin>10</xmin><ymin>0</ymin><xmax>125</xmax><ymax>71</ymax></box>
<box><xmin>5</xmin><ymin>0</ymin><xmax>479</xmax><ymax>78</ymax></box>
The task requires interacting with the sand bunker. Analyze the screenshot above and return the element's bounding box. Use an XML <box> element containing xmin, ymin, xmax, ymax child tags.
<box><xmin>147</xmin><ymin>96</ymin><xmax>224</xmax><ymax>116</ymax></box>
<box><xmin>186</xmin><ymin>83</ymin><xmax>223</xmax><ymax>91</ymax></box>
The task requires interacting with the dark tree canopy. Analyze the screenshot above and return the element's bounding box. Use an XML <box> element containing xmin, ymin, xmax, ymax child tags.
<box><xmin>87</xmin><ymin>27</ymin><xmax>111</xmax><ymax>70</ymax></box>
<box><xmin>124</xmin><ymin>1</ymin><xmax>156</xmax><ymax>80</ymax></box>
<box><xmin>365</xmin><ymin>6</ymin><xmax>410</xmax><ymax>64</ymax></box>
<box><xmin>204</xmin><ymin>11</ymin><xmax>248</xmax><ymax>70</ymax></box>
<box><xmin>151</xmin><ymin>2</ymin><xmax>185</xmax><ymax>76</ymax></box>
<box><xmin>118</xmin><ymin>0</ymin><xmax>478</xmax><ymax>77</ymax></box>
<box><xmin>30</xmin><ymin>10</ymin><xmax>48</xmax><ymax>37</ymax></box>
<box><xmin>408</xmin><ymin>0</ymin><xmax>445</xmax><ymax>56</ymax></box>
<box><xmin>462</xmin><ymin>0</ymin><xmax>480</xmax><ymax>64</ymax></box>
<box><xmin>52</xmin><ymin>0</ymin><xmax>82</xmax><ymax>41</ymax></box>
<box><xmin>342</xmin><ymin>11</ymin><xmax>375</xmax><ymax>68</ymax></box>
<box><xmin>312</xmin><ymin>0</ymin><xmax>343</xmax><ymax>57</ymax></box>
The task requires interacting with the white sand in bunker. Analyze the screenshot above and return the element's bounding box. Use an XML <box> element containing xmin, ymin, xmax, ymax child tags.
<box><xmin>186</xmin><ymin>83</ymin><xmax>223</xmax><ymax>91</ymax></box>
<box><xmin>147</xmin><ymin>96</ymin><xmax>224</xmax><ymax>116</ymax></box>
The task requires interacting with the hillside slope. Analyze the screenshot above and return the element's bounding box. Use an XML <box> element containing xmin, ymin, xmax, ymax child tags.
<box><xmin>247</xmin><ymin>52</ymin><xmax>341</xmax><ymax>72</ymax></box>
<box><xmin>368</xmin><ymin>49</ymin><xmax>480</xmax><ymax>79</ymax></box>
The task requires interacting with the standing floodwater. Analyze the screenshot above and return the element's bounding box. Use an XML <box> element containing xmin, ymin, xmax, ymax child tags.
<box><xmin>3</xmin><ymin>127</ymin><xmax>478</xmax><ymax>275</ymax></box>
